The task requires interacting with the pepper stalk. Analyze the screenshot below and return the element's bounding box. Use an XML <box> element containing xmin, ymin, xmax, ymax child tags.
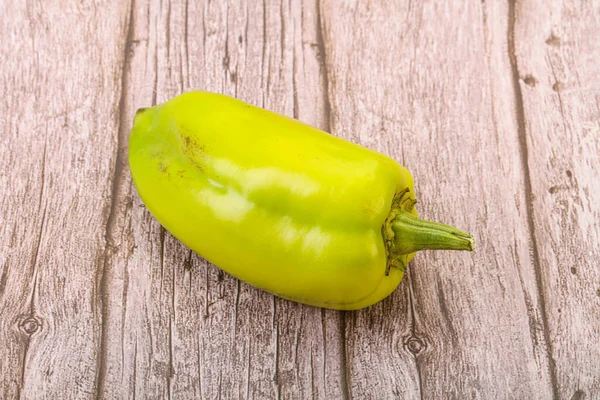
<box><xmin>383</xmin><ymin>188</ymin><xmax>475</xmax><ymax>275</ymax></box>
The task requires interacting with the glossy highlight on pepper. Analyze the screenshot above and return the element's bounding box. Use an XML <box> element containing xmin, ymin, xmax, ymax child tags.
<box><xmin>128</xmin><ymin>91</ymin><xmax>474</xmax><ymax>310</ymax></box>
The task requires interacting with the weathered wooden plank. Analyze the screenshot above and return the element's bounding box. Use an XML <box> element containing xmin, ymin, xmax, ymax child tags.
<box><xmin>0</xmin><ymin>1</ymin><xmax>130</xmax><ymax>398</ymax></box>
<box><xmin>98</xmin><ymin>0</ymin><xmax>346</xmax><ymax>398</ymax></box>
<box><xmin>320</xmin><ymin>0</ymin><xmax>555</xmax><ymax>397</ymax></box>
<box><xmin>511</xmin><ymin>0</ymin><xmax>600</xmax><ymax>397</ymax></box>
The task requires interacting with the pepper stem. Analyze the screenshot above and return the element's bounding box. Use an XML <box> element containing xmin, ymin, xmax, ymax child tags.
<box><xmin>391</xmin><ymin>210</ymin><xmax>475</xmax><ymax>255</ymax></box>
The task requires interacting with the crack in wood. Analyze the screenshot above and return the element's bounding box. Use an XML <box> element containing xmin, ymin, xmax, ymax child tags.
<box><xmin>507</xmin><ymin>1</ymin><xmax>560</xmax><ymax>399</ymax></box>
<box><xmin>183</xmin><ymin>0</ymin><xmax>190</xmax><ymax>90</ymax></box>
<box><xmin>19</xmin><ymin>204</ymin><xmax>47</xmax><ymax>396</ymax></box>
<box><xmin>315</xmin><ymin>0</ymin><xmax>331</xmax><ymax>133</ymax></box>
<box><xmin>94</xmin><ymin>0</ymin><xmax>136</xmax><ymax>398</ymax></box>
<box><xmin>406</xmin><ymin>267</ymin><xmax>424</xmax><ymax>400</ymax></box>
<box><xmin>339</xmin><ymin>311</ymin><xmax>351</xmax><ymax>400</ymax></box>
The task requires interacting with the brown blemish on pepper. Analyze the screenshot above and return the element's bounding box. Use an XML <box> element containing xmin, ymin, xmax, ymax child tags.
<box><xmin>180</xmin><ymin>131</ymin><xmax>205</xmax><ymax>172</ymax></box>
<box><xmin>182</xmin><ymin>135</ymin><xmax>192</xmax><ymax>151</ymax></box>
<box><xmin>181</xmin><ymin>131</ymin><xmax>204</xmax><ymax>155</ymax></box>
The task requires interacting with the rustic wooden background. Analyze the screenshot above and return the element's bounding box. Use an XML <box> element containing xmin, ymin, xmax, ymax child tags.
<box><xmin>1</xmin><ymin>0</ymin><xmax>599</xmax><ymax>398</ymax></box>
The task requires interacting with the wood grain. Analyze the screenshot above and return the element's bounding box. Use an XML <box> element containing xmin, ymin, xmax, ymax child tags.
<box><xmin>0</xmin><ymin>1</ymin><xmax>131</xmax><ymax>398</ymax></box>
<box><xmin>320</xmin><ymin>0</ymin><xmax>554</xmax><ymax>398</ymax></box>
<box><xmin>511</xmin><ymin>0</ymin><xmax>600</xmax><ymax>397</ymax></box>
<box><xmin>1</xmin><ymin>0</ymin><xmax>599</xmax><ymax>399</ymax></box>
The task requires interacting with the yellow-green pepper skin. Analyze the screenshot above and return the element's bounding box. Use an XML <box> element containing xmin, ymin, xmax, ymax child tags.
<box><xmin>128</xmin><ymin>91</ymin><xmax>473</xmax><ymax>310</ymax></box>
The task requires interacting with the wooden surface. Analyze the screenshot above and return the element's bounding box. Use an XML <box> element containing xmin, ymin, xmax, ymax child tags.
<box><xmin>1</xmin><ymin>0</ymin><xmax>599</xmax><ymax>398</ymax></box>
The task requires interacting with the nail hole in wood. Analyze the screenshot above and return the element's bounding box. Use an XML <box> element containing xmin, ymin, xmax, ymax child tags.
<box><xmin>552</xmin><ymin>82</ymin><xmax>565</xmax><ymax>92</ymax></box>
<box><xmin>523</xmin><ymin>75</ymin><xmax>537</xmax><ymax>87</ymax></box>
<box><xmin>546</xmin><ymin>33</ymin><xmax>561</xmax><ymax>47</ymax></box>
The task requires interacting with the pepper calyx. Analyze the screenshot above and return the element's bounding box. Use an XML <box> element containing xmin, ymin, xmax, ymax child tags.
<box><xmin>382</xmin><ymin>187</ymin><xmax>475</xmax><ymax>276</ymax></box>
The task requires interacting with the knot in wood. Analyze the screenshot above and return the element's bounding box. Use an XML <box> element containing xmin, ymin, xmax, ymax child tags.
<box><xmin>406</xmin><ymin>336</ymin><xmax>425</xmax><ymax>355</ymax></box>
<box><xmin>20</xmin><ymin>317</ymin><xmax>41</xmax><ymax>335</ymax></box>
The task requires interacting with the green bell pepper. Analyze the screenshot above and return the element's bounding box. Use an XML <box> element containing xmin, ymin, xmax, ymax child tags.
<box><xmin>128</xmin><ymin>91</ymin><xmax>474</xmax><ymax>310</ymax></box>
